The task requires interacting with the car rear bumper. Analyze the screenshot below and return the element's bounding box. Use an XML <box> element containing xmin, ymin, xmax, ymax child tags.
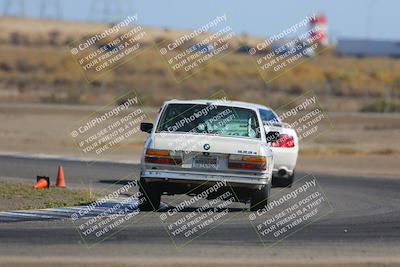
<box><xmin>141</xmin><ymin>169</ymin><xmax>271</xmax><ymax>187</ymax></box>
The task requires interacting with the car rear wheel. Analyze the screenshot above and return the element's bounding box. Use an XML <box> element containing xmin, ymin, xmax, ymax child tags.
<box><xmin>272</xmin><ymin>170</ymin><xmax>295</xmax><ymax>188</ymax></box>
<box><xmin>138</xmin><ymin>178</ymin><xmax>161</xmax><ymax>211</ymax></box>
<box><xmin>250</xmin><ymin>183</ymin><xmax>271</xmax><ymax>211</ymax></box>
<box><xmin>285</xmin><ymin>171</ymin><xmax>294</xmax><ymax>188</ymax></box>
<box><xmin>282</xmin><ymin>170</ymin><xmax>295</xmax><ymax>188</ymax></box>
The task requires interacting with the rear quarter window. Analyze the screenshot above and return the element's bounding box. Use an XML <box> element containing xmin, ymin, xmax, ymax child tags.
<box><xmin>259</xmin><ymin>109</ymin><xmax>280</xmax><ymax>125</ymax></box>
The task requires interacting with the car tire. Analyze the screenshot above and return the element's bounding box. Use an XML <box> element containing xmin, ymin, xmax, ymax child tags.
<box><xmin>250</xmin><ymin>183</ymin><xmax>271</xmax><ymax>211</ymax></box>
<box><xmin>272</xmin><ymin>170</ymin><xmax>295</xmax><ymax>188</ymax></box>
<box><xmin>138</xmin><ymin>178</ymin><xmax>161</xmax><ymax>211</ymax></box>
<box><xmin>285</xmin><ymin>171</ymin><xmax>295</xmax><ymax>188</ymax></box>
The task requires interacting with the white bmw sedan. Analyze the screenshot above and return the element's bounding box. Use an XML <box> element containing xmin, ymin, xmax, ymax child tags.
<box><xmin>138</xmin><ymin>99</ymin><xmax>281</xmax><ymax>211</ymax></box>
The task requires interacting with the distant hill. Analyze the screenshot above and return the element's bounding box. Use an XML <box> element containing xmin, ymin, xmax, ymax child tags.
<box><xmin>0</xmin><ymin>17</ymin><xmax>399</xmax><ymax>112</ymax></box>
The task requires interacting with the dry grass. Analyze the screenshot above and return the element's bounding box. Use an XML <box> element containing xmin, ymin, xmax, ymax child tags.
<box><xmin>0</xmin><ymin>17</ymin><xmax>399</xmax><ymax>111</ymax></box>
<box><xmin>0</xmin><ymin>180</ymin><xmax>97</xmax><ymax>211</ymax></box>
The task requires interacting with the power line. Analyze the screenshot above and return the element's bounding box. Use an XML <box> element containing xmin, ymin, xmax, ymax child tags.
<box><xmin>3</xmin><ymin>0</ymin><xmax>25</xmax><ymax>16</ymax></box>
<box><xmin>89</xmin><ymin>0</ymin><xmax>134</xmax><ymax>22</ymax></box>
<box><xmin>3</xmin><ymin>0</ymin><xmax>63</xmax><ymax>19</ymax></box>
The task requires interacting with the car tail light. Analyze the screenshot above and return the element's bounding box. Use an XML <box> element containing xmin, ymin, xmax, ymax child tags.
<box><xmin>228</xmin><ymin>155</ymin><xmax>267</xmax><ymax>170</ymax></box>
<box><xmin>144</xmin><ymin>149</ymin><xmax>182</xmax><ymax>165</ymax></box>
<box><xmin>272</xmin><ymin>134</ymin><xmax>295</xmax><ymax>148</ymax></box>
<box><xmin>146</xmin><ymin>149</ymin><xmax>170</xmax><ymax>156</ymax></box>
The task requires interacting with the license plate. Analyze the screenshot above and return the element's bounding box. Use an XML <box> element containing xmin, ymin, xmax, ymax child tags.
<box><xmin>193</xmin><ymin>156</ymin><xmax>218</xmax><ymax>169</ymax></box>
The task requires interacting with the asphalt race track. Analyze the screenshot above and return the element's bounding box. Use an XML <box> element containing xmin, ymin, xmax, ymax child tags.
<box><xmin>0</xmin><ymin>155</ymin><xmax>400</xmax><ymax>265</ymax></box>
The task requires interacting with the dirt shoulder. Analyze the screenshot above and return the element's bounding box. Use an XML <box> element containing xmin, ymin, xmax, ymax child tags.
<box><xmin>297</xmin><ymin>154</ymin><xmax>400</xmax><ymax>178</ymax></box>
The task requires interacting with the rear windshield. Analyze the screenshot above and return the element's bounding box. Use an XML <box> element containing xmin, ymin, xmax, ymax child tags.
<box><xmin>156</xmin><ymin>103</ymin><xmax>260</xmax><ymax>139</ymax></box>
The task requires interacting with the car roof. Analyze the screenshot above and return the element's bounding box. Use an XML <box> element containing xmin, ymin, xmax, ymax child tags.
<box><xmin>164</xmin><ymin>99</ymin><xmax>273</xmax><ymax>111</ymax></box>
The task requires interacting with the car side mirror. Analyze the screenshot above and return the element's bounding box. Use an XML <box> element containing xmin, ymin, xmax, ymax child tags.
<box><xmin>140</xmin><ymin>122</ymin><xmax>153</xmax><ymax>133</ymax></box>
<box><xmin>265</xmin><ymin>131</ymin><xmax>280</xmax><ymax>143</ymax></box>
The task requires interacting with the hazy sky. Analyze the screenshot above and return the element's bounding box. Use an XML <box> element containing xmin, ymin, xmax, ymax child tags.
<box><xmin>1</xmin><ymin>0</ymin><xmax>399</xmax><ymax>41</ymax></box>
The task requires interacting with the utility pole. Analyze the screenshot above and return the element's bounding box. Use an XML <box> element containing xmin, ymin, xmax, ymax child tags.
<box><xmin>39</xmin><ymin>0</ymin><xmax>62</xmax><ymax>20</ymax></box>
<box><xmin>89</xmin><ymin>0</ymin><xmax>134</xmax><ymax>22</ymax></box>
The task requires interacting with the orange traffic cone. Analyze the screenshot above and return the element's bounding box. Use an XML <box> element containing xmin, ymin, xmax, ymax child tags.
<box><xmin>34</xmin><ymin>176</ymin><xmax>49</xmax><ymax>189</ymax></box>
<box><xmin>56</xmin><ymin>165</ymin><xmax>66</xmax><ymax>187</ymax></box>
